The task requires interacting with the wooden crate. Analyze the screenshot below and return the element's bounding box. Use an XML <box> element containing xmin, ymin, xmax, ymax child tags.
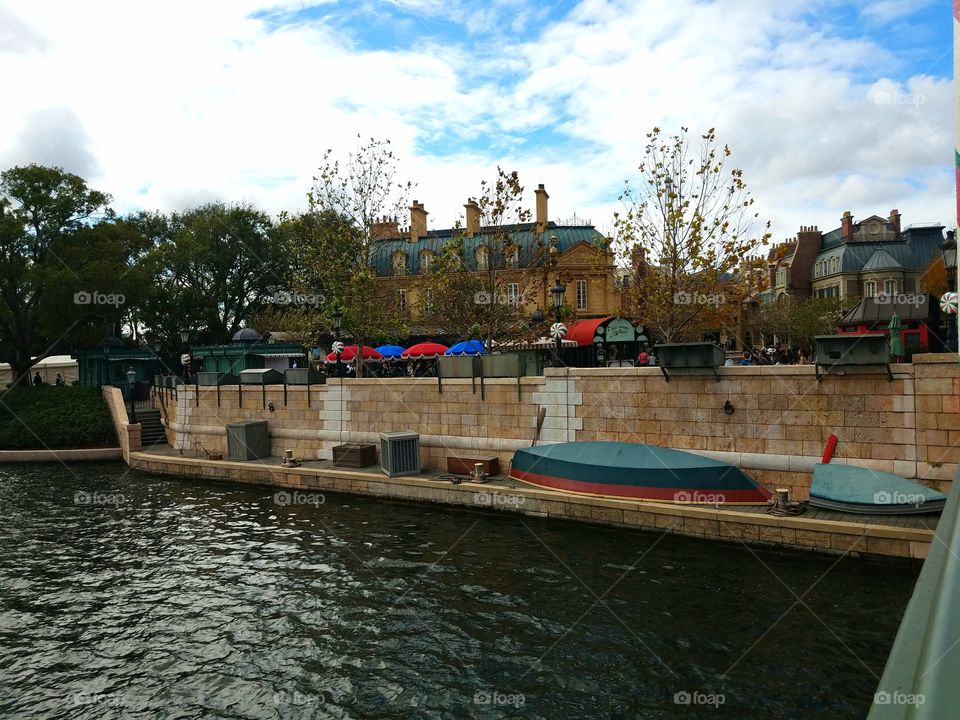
<box><xmin>332</xmin><ymin>443</ymin><xmax>377</xmax><ymax>468</ymax></box>
<box><xmin>447</xmin><ymin>456</ymin><xmax>500</xmax><ymax>476</ymax></box>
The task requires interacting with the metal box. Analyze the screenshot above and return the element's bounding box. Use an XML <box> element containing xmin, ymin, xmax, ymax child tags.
<box><xmin>284</xmin><ymin>368</ymin><xmax>326</xmax><ymax>385</ymax></box>
<box><xmin>814</xmin><ymin>334</ymin><xmax>891</xmax><ymax>381</ymax></box>
<box><xmin>480</xmin><ymin>353</ymin><xmax>522</xmax><ymax>378</ymax></box>
<box><xmin>226</xmin><ymin>420</ymin><xmax>271</xmax><ymax>460</ymax></box>
<box><xmin>333</xmin><ymin>442</ymin><xmax>377</xmax><ymax>468</ymax></box>
<box><xmin>197</xmin><ymin>371</ymin><xmax>238</xmax><ymax>385</ymax></box>
<box><xmin>654</xmin><ymin>342</ymin><xmax>726</xmax><ymax>381</ymax></box>
<box><xmin>380</xmin><ymin>431</ymin><xmax>420</xmax><ymax>477</ymax></box>
<box><xmin>438</xmin><ymin>355</ymin><xmax>478</xmax><ymax>378</ymax></box>
<box><xmin>238</xmin><ymin>368</ymin><xmax>284</xmax><ymax>384</ymax></box>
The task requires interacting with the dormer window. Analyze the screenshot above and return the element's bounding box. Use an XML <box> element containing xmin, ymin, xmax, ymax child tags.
<box><xmin>392</xmin><ymin>251</ymin><xmax>406</xmax><ymax>276</ymax></box>
<box><xmin>864</xmin><ymin>280</ymin><xmax>877</xmax><ymax>297</ymax></box>
<box><xmin>419</xmin><ymin>250</ymin><xmax>432</xmax><ymax>274</ymax></box>
<box><xmin>506</xmin><ymin>243</ymin><xmax>519</xmax><ymax>268</ymax></box>
<box><xmin>476</xmin><ymin>245</ymin><xmax>489</xmax><ymax>272</ymax></box>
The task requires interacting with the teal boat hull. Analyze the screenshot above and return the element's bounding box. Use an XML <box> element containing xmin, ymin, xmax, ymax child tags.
<box><xmin>810</xmin><ymin>463</ymin><xmax>945</xmax><ymax>515</ymax></box>
<box><xmin>510</xmin><ymin>442</ymin><xmax>771</xmax><ymax>504</ymax></box>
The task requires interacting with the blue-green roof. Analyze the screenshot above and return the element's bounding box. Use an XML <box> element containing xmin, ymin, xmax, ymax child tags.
<box><xmin>815</xmin><ymin>226</ymin><xmax>943</xmax><ymax>273</ymax></box>
<box><xmin>368</xmin><ymin>222</ymin><xmax>606</xmax><ymax>276</ymax></box>
<box><xmin>861</xmin><ymin>248</ymin><xmax>904</xmax><ymax>272</ymax></box>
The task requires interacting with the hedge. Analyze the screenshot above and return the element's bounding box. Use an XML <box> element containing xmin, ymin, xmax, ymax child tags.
<box><xmin>0</xmin><ymin>385</ymin><xmax>117</xmax><ymax>449</ymax></box>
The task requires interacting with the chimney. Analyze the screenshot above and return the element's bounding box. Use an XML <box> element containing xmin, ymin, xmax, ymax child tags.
<box><xmin>409</xmin><ymin>200</ymin><xmax>428</xmax><ymax>243</ymax></box>
<box><xmin>464</xmin><ymin>198</ymin><xmax>480</xmax><ymax>237</ymax></box>
<box><xmin>370</xmin><ymin>215</ymin><xmax>400</xmax><ymax>241</ymax></box>
<box><xmin>840</xmin><ymin>211</ymin><xmax>854</xmax><ymax>242</ymax></box>
<box><xmin>768</xmin><ymin>262</ymin><xmax>777</xmax><ymax>289</ymax></box>
<box><xmin>888</xmin><ymin>208</ymin><xmax>901</xmax><ymax>240</ymax></box>
<box><xmin>535</xmin><ymin>183</ymin><xmax>549</xmax><ymax>234</ymax></box>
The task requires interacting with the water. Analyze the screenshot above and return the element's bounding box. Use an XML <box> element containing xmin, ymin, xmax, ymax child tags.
<box><xmin>0</xmin><ymin>463</ymin><xmax>918</xmax><ymax>719</ymax></box>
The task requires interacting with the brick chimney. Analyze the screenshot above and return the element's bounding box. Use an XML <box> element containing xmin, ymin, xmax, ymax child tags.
<box><xmin>791</xmin><ymin>225</ymin><xmax>822</xmax><ymax>297</ymax></box>
<box><xmin>464</xmin><ymin>198</ymin><xmax>480</xmax><ymax>237</ymax></box>
<box><xmin>888</xmin><ymin>208</ymin><xmax>901</xmax><ymax>240</ymax></box>
<box><xmin>370</xmin><ymin>215</ymin><xmax>400</xmax><ymax>241</ymax></box>
<box><xmin>409</xmin><ymin>200</ymin><xmax>428</xmax><ymax>243</ymax></box>
<box><xmin>840</xmin><ymin>211</ymin><xmax>854</xmax><ymax>242</ymax></box>
<box><xmin>535</xmin><ymin>184</ymin><xmax>549</xmax><ymax>234</ymax></box>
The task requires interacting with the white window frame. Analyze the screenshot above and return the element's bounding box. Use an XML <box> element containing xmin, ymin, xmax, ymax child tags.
<box><xmin>475</xmin><ymin>245</ymin><xmax>489</xmax><ymax>272</ymax></box>
<box><xmin>864</xmin><ymin>280</ymin><xmax>877</xmax><ymax>297</ymax></box>
<box><xmin>883</xmin><ymin>278</ymin><xmax>898</xmax><ymax>295</ymax></box>
<box><xmin>576</xmin><ymin>279</ymin><xmax>588</xmax><ymax>311</ymax></box>
<box><xmin>420</xmin><ymin>251</ymin><xmax>431</xmax><ymax>274</ymax></box>
<box><xmin>397</xmin><ymin>288</ymin><xmax>406</xmax><ymax>312</ymax></box>
<box><xmin>424</xmin><ymin>288</ymin><xmax>433</xmax><ymax>315</ymax></box>
<box><xmin>392</xmin><ymin>251</ymin><xmax>406</xmax><ymax>276</ymax></box>
<box><xmin>507</xmin><ymin>282</ymin><xmax>519</xmax><ymax>305</ymax></box>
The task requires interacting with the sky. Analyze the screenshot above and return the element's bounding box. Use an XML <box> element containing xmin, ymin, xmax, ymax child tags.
<box><xmin>0</xmin><ymin>0</ymin><xmax>952</xmax><ymax>244</ymax></box>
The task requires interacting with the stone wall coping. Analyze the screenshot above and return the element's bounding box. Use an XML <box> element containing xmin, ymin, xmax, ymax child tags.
<box><xmin>912</xmin><ymin>353</ymin><xmax>959</xmax><ymax>364</ymax></box>
<box><xmin>0</xmin><ymin>447</ymin><xmax>123</xmax><ymax>462</ymax></box>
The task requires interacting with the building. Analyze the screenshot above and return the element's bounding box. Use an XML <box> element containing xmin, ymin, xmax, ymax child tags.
<box><xmin>367</xmin><ymin>185</ymin><xmax>620</xmax><ymax>338</ymax></box>
<box><xmin>764</xmin><ymin>210</ymin><xmax>945</xmax><ymax>302</ymax></box>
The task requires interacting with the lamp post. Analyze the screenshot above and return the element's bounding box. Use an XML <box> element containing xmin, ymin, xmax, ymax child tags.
<box><xmin>594</xmin><ymin>335</ymin><xmax>606</xmax><ymax>367</ymax></box>
<box><xmin>331</xmin><ymin>308</ymin><xmax>343</xmax><ymax>377</ymax></box>
<box><xmin>179</xmin><ymin>328</ymin><xmax>191</xmax><ymax>382</ymax></box>
<box><xmin>941</xmin><ymin>230</ymin><xmax>958</xmax><ymax>352</ymax></box>
<box><xmin>551</xmin><ymin>280</ymin><xmax>565</xmax><ymax>362</ymax></box>
<box><xmin>126</xmin><ymin>368</ymin><xmax>137</xmax><ymax>424</ymax></box>
<box><xmin>152</xmin><ymin>339</ymin><xmax>162</xmax><ymax>386</ymax></box>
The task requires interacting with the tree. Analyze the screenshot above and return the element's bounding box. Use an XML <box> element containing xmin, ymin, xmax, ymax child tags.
<box><xmin>0</xmin><ymin>165</ymin><xmax>144</xmax><ymax>386</ymax></box>
<box><xmin>309</xmin><ymin>137</ymin><xmax>414</xmax><ymax>375</ymax></box>
<box><xmin>614</xmin><ymin>127</ymin><xmax>771</xmax><ymax>343</ymax></box>
<box><xmin>135</xmin><ymin>203</ymin><xmax>289</xmax><ymax>349</ymax></box>
<box><xmin>749</xmin><ymin>296</ymin><xmax>849</xmax><ymax>352</ymax></box>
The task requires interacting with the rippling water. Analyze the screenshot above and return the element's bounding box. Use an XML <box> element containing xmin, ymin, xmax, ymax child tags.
<box><xmin>0</xmin><ymin>463</ymin><xmax>918</xmax><ymax>719</ymax></box>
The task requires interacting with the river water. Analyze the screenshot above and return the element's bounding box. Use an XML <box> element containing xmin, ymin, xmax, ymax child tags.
<box><xmin>0</xmin><ymin>463</ymin><xmax>917</xmax><ymax>719</ymax></box>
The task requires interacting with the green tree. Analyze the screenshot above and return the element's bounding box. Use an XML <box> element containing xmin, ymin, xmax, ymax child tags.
<box><xmin>614</xmin><ymin>127</ymin><xmax>771</xmax><ymax>342</ymax></box>
<box><xmin>0</xmin><ymin>165</ymin><xmax>144</xmax><ymax>386</ymax></box>
<box><xmin>135</xmin><ymin>203</ymin><xmax>289</xmax><ymax>350</ymax></box>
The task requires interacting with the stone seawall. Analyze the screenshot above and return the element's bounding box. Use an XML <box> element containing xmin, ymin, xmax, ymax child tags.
<box><xmin>158</xmin><ymin>354</ymin><xmax>960</xmax><ymax>498</ymax></box>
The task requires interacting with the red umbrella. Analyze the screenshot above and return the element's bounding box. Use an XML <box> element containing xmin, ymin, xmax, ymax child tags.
<box><xmin>325</xmin><ymin>345</ymin><xmax>384</xmax><ymax>363</ymax></box>
<box><xmin>402</xmin><ymin>341</ymin><xmax>449</xmax><ymax>359</ymax></box>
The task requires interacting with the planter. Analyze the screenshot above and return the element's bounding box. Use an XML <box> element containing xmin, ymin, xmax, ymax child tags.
<box><xmin>333</xmin><ymin>442</ymin><xmax>377</xmax><ymax>468</ymax></box>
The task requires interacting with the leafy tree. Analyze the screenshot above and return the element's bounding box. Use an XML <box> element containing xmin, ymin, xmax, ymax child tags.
<box><xmin>309</xmin><ymin>137</ymin><xmax>414</xmax><ymax>375</ymax></box>
<box><xmin>135</xmin><ymin>203</ymin><xmax>289</xmax><ymax>350</ymax></box>
<box><xmin>0</xmin><ymin>165</ymin><xmax>144</xmax><ymax>386</ymax></box>
<box><xmin>614</xmin><ymin>127</ymin><xmax>771</xmax><ymax>342</ymax></box>
<box><xmin>749</xmin><ymin>296</ymin><xmax>848</xmax><ymax>353</ymax></box>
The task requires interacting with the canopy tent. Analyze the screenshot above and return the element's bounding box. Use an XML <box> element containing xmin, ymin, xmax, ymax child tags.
<box><xmin>402</xmin><ymin>342</ymin><xmax>449</xmax><ymax>359</ymax></box>
<box><xmin>324</xmin><ymin>345</ymin><xmax>383</xmax><ymax>363</ymax></box>
<box><xmin>445</xmin><ymin>340</ymin><xmax>487</xmax><ymax>356</ymax></box>
<box><xmin>375</xmin><ymin>344</ymin><xmax>406</xmax><ymax>359</ymax></box>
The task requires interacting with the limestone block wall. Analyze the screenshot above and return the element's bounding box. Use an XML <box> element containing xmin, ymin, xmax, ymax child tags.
<box><xmin>102</xmin><ymin>386</ymin><xmax>139</xmax><ymax>461</ymax></box>
<box><xmin>159</xmin><ymin>355</ymin><xmax>960</xmax><ymax>496</ymax></box>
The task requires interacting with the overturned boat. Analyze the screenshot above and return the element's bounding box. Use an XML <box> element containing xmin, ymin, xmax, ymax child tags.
<box><xmin>510</xmin><ymin>441</ymin><xmax>772</xmax><ymax>504</ymax></box>
<box><xmin>809</xmin><ymin>463</ymin><xmax>946</xmax><ymax>515</ymax></box>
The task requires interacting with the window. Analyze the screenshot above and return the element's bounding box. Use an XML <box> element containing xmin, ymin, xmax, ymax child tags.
<box><xmin>576</xmin><ymin>279</ymin><xmax>588</xmax><ymax>310</ymax></box>
<box><xmin>864</xmin><ymin>280</ymin><xmax>877</xmax><ymax>297</ymax></box>
<box><xmin>423</xmin><ymin>288</ymin><xmax>433</xmax><ymax>315</ymax></box>
<box><xmin>475</xmin><ymin>245</ymin><xmax>489</xmax><ymax>272</ymax></box>
<box><xmin>397</xmin><ymin>289</ymin><xmax>406</xmax><ymax>312</ymax></box>
<box><xmin>506</xmin><ymin>243</ymin><xmax>519</xmax><ymax>268</ymax></box>
<box><xmin>392</xmin><ymin>251</ymin><xmax>406</xmax><ymax>276</ymax></box>
<box><xmin>884</xmin><ymin>279</ymin><xmax>898</xmax><ymax>295</ymax></box>
<box><xmin>831</xmin><ymin>257</ymin><xmax>839</xmax><ymax>274</ymax></box>
<box><xmin>507</xmin><ymin>283</ymin><xmax>519</xmax><ymax>305</ymax></box>
<box><xmin>419</xmin><ymin>250</ymin><xmax>432</xmax><ymax>274</ymax></box>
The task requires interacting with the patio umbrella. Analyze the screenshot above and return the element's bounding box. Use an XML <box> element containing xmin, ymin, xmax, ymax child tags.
<box><xmin>402</xmin><ymin>342</ymin><xmax>449</xmax><ymax>359</ymax></box>
<box><xmin>324</xmin><ymin>345</ymin><xmax>383</xmax><ymax>363</ymax></box>
<box><xmin>375</xmin><ymin>344</ymin><xmax>406</xmax><ymax>359</ymax></box>
<box><xmin>888</xmin><ymin>312</ymin><xmax>903</xmax><ymax>358</ymax></box>
<box><xmin>445</xmin><ymin>340</ymin><xmax>487</xmax><ymax>356</ymax></box>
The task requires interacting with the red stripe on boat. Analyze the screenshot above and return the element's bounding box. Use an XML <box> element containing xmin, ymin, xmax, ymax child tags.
<box><xmin>511</xmin><ymin>468</ymin><xmax>771</xmax><ymax>504</ymax></box>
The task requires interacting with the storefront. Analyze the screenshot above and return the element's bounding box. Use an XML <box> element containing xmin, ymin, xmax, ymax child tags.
<box><xmin>565</xmin><ymin>317</ymin><xmax>649</xmax><ymax>367</ymax></box>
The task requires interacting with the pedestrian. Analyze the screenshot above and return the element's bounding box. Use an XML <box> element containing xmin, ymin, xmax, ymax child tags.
<box><xmin>32</xmin><ymin>371</ymin><xmax>42</xmax><ymax>386</ymax></box>
<box><xmin>740</xmin><ymin>351</ymin><xmax>752</xmax><ymax>366</ymax></box>
<box><xmin>55</xmin><ymin>373</ymin><xmax>64</xmax><ymax>386</ymax></box>
<box><xmin>638</xmin><ymin>349</ymin><xmax>649</xmax><ymax>366</ymax></box>
<box><xmin>647</xmin><ymin>352</ymin><xmax>657</xmax><ymax>367</ymax></box>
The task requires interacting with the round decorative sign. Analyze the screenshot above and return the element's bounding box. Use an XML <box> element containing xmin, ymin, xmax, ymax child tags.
<box><xmin>550</xmin><ymin>322</ymin><xmax>567</xmax><ymax>340</ymax></box>
<box><xmin>332</xmin><ymin>341</ymin><xmax>345</xmax><ymax>354</ymax></box>
<box><xmin>940</xmin><ymin>291</ymin><xmax>959</xmax><ymax>315</ymax></box>
<box><xmin>180</xmin><ymin>353</ymin><xmax>191</xmax><ymax>366</ymax></box>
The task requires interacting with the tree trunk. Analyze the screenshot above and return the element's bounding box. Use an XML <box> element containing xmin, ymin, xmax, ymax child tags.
<box><xmin>9</xmin><ymin>359</ymin><xmax>34</xmax><ymax>387</ymax></box>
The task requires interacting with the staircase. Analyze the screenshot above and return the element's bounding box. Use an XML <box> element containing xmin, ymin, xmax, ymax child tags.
<box><xmin>136</xmin><ymin>408</ymin><xmax>168</xmax><ymax>447</ymax></box>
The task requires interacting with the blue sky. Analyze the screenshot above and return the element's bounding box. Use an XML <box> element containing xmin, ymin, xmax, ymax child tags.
<box><xmin>0</xmin><ymin>0</ymin><xmax>953</xmax><ymax>239</ymax></box>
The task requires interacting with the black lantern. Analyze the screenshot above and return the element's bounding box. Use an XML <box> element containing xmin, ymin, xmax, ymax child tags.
<box><xmin>126</xmin><ymin>368</ymin><xmax>137</xmax><ymax>423</ymax></box>
<box><xmin>179</xmin><ymin>327</ymin><xmax>191</xmax><ymax>345</ymax></box>
<box><xmin>331</xmin><ymin>308</ymin><xmax>343</xmax><ymax>376</ymax></box>
<box><xmin>551</xmin><ymin>281</ymin><xmax>565</xmax><ymax>360</ymax></box>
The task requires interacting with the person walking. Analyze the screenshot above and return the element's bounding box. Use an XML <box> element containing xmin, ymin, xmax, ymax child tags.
<box><xmin>637</xmin><ymin>349</ymin><xmax>649</xmax><ymax>366</ymax></box>
<box><xmin>55</xmin><ymin>373</ymin><xmax>64</xmax><ymax>386</ymax></box>
<box><xmin>32</xmin><ymin>371</ymin><xmax>42</xmax><ymax>386</ymax></box>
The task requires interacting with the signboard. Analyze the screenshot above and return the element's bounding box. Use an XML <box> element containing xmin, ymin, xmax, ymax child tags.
<box><xmin>603</xmin><ymin>318</ymin><xmax>635</xmax><ymax>343</ymax></box>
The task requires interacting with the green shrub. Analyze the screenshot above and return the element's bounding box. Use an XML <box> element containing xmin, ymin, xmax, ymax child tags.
<box><xmin>0</xmin><ymin>385</ymin><xmax>117</xmax><ymax>449</ymax></box>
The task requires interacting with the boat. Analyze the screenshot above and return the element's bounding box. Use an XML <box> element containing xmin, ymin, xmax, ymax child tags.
<box><xmin>510</xmin><ymin>441</ymin><xmax>772</xmax><ymax>504</ymax></box>
<box><xmin>809</xmin><ymin>463</ymin><xmax>946</xmax><ymax>515</ymax></box>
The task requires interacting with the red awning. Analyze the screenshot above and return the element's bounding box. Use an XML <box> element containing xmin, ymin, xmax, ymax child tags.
<box><xmin>325</xmin><ymin>345</ymin><xmax>383</xmax><ymax>363</ymax></box>
<box><xmin>566</xmin><ymin>317</ymin><xmax>613</xmax><ymax>346</ymax></box>
<box><xmin>402</xmin><ymin>342</ymin><xmax>449</xmax><ymax>359</ymax></box>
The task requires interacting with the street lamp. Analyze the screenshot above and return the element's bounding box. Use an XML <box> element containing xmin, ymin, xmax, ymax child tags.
<box><xmin>941</xmin><ymin>230</ymin><xmax>957</xmax><ymax>352</ymax></box>
<box><xmin>126</xmin><ymin>368</ymin><xmax>137</xmax><ymax>423</ymax></box>
<box><xmin>179</xmin><ymin>327</ymin><xmax>192</xmax><ymax>382</ymax></box>
<box><xmin>331</xmin><ymin>308</ymin><xmax>343</xmax><ymax>376</ymax></box>
<box><xmin>594</xmin><ymin>335</ymin><xmax>606</xmax><ymax>367</ymax></box>
<box><xmin>551</xmin><ymin>280</ymin><xmax>565</xmax><ymax>360</ymax></box>
<box><xmin>179</xmin><ymin>327</ymin><xmax>191</xmax><ymax>345</ymax></box>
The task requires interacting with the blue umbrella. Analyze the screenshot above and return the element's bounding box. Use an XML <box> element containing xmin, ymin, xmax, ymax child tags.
<box><xmin>375</xmin><ymin>344</ymin><xmax>406</xmax><ymax>359</ymax></box>
<box><xmin>445</xmin><ymin>340</ymin><xmax>487</xmax><ymax>356</ymax></box>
